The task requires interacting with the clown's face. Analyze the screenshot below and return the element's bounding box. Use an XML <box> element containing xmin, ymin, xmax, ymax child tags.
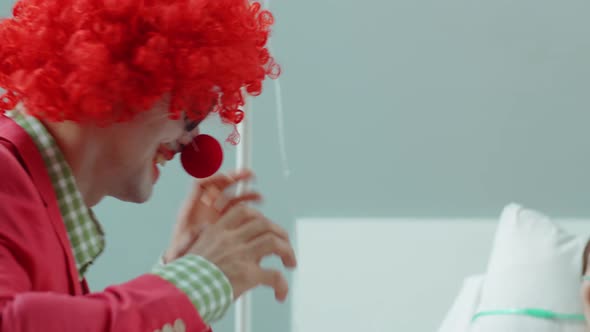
<box><xmin>99</xmin><ymin>99</ymin><xmax>200</xmax><ymax>203</ymax></box>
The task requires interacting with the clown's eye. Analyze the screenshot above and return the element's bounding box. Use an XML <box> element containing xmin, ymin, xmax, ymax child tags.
<box><xmin>185</xmin><ymin>120</ymin><xmax>198</xmax><ymax>132</ymax></box>
<box><xmin>184</xmin><ymin>114</ymin><xmax>201</xmax><ymax>132</ymax></box>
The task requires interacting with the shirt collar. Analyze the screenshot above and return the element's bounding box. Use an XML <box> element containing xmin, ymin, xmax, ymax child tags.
<box><xmin>6</xmin><ymin>106</ymin><xmax>105</xmax><ymax>279</ymax></box>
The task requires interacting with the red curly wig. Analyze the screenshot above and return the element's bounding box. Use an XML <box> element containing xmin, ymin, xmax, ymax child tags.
<box><xmin>0</xmin><ymin>0</ymin><xmax>280</xmax><ymax>142</ymax></box>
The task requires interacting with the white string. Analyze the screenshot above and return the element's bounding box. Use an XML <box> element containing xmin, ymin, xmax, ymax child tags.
<box><xmin>269</xmin><ymin>43</ymin><xmax>291</xmax><ymax>178</ymax></box>
<box><xmin>262</xmin><ymin>0</ymin><xmax>290</xmax><ymax>179</ymax></box>
<box><xmin>235</xmin><ymin>2</ymin><xmax>291</xmax><ymax>332</ymax></box>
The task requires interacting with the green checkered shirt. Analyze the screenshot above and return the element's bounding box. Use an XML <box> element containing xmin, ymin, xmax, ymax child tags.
<box><xmin>6</xmin><ymin>108</ymin><xmax>232</xmax><ymax>323</ymax></box>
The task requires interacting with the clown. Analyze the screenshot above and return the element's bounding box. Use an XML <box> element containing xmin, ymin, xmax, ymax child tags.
<box><xmin>0</xmin><ymin>0</ymin><xmax>296</xmax><ymax>331</ymax></box>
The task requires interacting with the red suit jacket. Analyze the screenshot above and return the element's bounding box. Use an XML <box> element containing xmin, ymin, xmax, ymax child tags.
<box><xmin>0</xmin><ymin>114</ymin><xmax>211</xmax><ymax>331</ymax></box>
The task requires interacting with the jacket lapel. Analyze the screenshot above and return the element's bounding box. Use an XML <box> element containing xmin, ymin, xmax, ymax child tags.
<box><xmin>0</xmin><ymin>114</ymin><xmax>83</xmax><ymax>294</ymax></box>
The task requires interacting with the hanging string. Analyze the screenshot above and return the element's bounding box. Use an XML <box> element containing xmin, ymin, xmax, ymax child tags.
<box><xmin>261</xmin><ymin>0</ymin><xmax>290</xmax><ymax>179</ymax></box>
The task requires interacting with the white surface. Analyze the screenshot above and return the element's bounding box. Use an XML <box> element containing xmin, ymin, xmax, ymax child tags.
<box><xmin>437</xmin><ymin>275</ymin><xmax>484</xmax><ymax>332</ymax></box>
<box><xmin>292</xmin><ymin>217</ymin><xmax>590</xmax><ymax>332</ymax></box>
<box><xmin>472</xmin><ymin>204</ymin><xmax>589</xmax><ymax>332</ymax></box>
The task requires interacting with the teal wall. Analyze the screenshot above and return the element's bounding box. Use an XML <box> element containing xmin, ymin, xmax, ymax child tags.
<box><xmin>3</xmin><ymin>0</ymin><xmax>590</xmax><ymax>331</ymax></box>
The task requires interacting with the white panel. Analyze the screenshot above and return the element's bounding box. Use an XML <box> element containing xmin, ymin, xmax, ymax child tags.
<box><xmin>292</xmin><ymin>219</ymin><xmax>590</xmax><ymax>332</ymax></box>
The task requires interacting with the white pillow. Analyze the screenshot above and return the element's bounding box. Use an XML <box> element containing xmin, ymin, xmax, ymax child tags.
<box><xmin>471</xmin><ymin>203</ymin><xmax>589</xmax><ymax>332</ymax></box>
<box><xmin>438</xmin><ymin>275</ymin><xmax>485</xmax><ymax>332</ymax></box>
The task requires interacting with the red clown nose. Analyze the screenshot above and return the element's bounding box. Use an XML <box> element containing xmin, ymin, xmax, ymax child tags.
<box><xmin>180</xmin><ymin>134</ymin><xmax>223</xmax><ymax>178</ymax></box>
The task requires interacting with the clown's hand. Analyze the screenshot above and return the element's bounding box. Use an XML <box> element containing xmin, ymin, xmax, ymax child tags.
<box><xmin>164</xmin><ymin>169</ymin><xmax>261</xmax><ymax>263</ymax></box>
<box><xmin>186</xmin><ymin>204</ymin><xmax>297</xmax><ymax>301</ymax></box>
<box><xmin>164</xmin><ymin>169</ymin><xmax>297</xmax><ymax>301</ymax></box>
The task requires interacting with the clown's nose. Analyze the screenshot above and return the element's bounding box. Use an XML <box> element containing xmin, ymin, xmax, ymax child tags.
<box><xmin>180</xmin><ymin>134</ymin><xmax>223</xmax><ymax>178</ymax></box>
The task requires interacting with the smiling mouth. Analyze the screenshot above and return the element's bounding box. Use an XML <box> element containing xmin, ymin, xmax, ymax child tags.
<box><xmin>154</xmin><ymin>143</ymin><xmax>177</xmax><ymax>167</ymax></box>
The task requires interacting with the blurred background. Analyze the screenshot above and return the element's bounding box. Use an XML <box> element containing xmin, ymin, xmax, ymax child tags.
<box><xmin>2</xmin><ymin>0</ymin><xmax>590</xmax><ymax>331</ymax></box>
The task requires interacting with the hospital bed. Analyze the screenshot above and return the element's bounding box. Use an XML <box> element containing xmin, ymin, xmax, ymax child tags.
<box><xmin>292</xmin><ymin>204</ymin><xmax>590</xmax><ymax>332</ymax></box>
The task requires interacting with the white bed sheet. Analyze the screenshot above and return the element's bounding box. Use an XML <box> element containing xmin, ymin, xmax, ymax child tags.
<box><xmin>292</xmin><ymin>218</ymin><xmax>590</xmax><ymax>332</ymax></box>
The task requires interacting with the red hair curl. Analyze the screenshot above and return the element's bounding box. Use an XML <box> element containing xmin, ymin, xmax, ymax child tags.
<box><xmin>0</xmin><ymin>0</ymin><xmax>280</xmax><ymax>142</ymax></box>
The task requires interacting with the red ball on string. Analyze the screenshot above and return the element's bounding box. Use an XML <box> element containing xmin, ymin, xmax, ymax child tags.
<box><xmin>180</xmin><ymin>134</ymin><xmax>223</xmax><ymax>178</ymax></box>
